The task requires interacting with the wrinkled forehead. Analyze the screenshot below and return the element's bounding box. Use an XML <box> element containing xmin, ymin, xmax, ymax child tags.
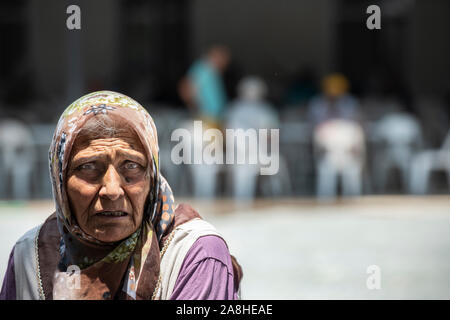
<box><xmin>70</xmin><ymin>113</ymin><xmax>147</xmax><ymax>160</ymax></box>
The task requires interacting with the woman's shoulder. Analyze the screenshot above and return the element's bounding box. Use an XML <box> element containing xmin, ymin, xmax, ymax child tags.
<box><xmin>15</xmin><ymin>212</ymin><xmax>57</xmax><ymax>249</ymax></box>
<box><xmin>13</xmin><ymin>213</ymin><xmax>58</xmax><ymax>274</ymax></box>
<box><xmin>174</xmin><ymin>217</ymin><xmax>221</xmax><ymax>236</ymax></box>
<box><xmin>160</xmin><ymin>203</ymin><xmax>223</xmax><ymax>246</ymax></box>
<box><xmin>182</xmin><ymin>235</ymin><xmax>230</xmax><ymax>266</ymax></box>
<box><xmin>166</xmin><ymin>204</ymin><xmax>227</xmax><ymax>258</ymax></box>
<box><xmin>13</xmin><ymin>223</ymin><xmax>43</xmax><ymax>273</ymax></box>
<box><xmin>157</xmin><ymin>204</ymin><xmax>231</xmax><ymax>299</ymax></box>
<box><xmin>15</xmin><ymin>224</ymin><xmax>42</xmax><ymax>248</ymax></box>
<box><xmin>163</xmin><ymin>216</ymin><xmax>225</xmax><ymax>260</ymax></box>
<box><xmin>10</xmin><ymin>224</ymin><xmax>43</xmax><ymax>300</ymax></box>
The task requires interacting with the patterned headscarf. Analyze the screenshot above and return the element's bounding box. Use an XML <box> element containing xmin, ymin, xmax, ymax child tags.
<box><xmin>49</xmin><ymin>91</ymin><xmax>175</xmax><ymax>299</ymax></box>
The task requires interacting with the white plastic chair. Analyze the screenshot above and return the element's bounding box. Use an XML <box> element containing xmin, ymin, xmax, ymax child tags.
<box><xmin>409</xmin><ymin>130</ymin><xmax>450</xmax><ymax>194</ymax></box>
<box><xmin>152</xmin><ymin>107</ymin><xmax>190</xmax><ymax>195</ymax></box>
<box><xmin>0</xmin><ymin>119</ymin><xmax>36</xmax><ymax>199</ymax></box>
<box><xmin>30</xmin><ymin>124</ymin><xmax>56</xmax><ymax>198</ymax></box>
<box><xmin>370</xmin><ymin>113</ymin><xmax>423</xmax><ymax>192</ymax></box>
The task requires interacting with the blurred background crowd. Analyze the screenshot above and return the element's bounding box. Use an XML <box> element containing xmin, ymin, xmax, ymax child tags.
<box><xmin>1</xmin><ymin>0</ymin><xmax>450</xmax><ymax>299</ymax></box>
<box><xmin>1</xmin><ymin>0</ymin><xmax>450</xmax><ymax>202</ymax></box>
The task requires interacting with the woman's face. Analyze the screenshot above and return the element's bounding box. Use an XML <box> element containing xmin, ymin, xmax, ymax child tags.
<box><xmin>66</xmin><ymin>128</ymin><xmax>150</xmax><ymax>243</ymax></box>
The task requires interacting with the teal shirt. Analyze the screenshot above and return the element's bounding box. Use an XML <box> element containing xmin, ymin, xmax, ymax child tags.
<box><xmin>188</xmin><ymin>60</ymin><xmax>227</xmax><ymax>121</ymax></box>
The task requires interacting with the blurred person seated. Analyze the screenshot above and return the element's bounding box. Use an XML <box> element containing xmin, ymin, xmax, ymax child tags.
<box><xmin>176</xmin><ymin>119</ymin><xmax>224</xmax><ymax>199</ymax></box>
<box><xmin>371</xmin><ymin>112</ymin><xmax>423</xmax><ymax>193</ymax></box>
<box><xmin>314</xmin><ymin>119</ymin><xmax>365</xmax><ymax>200</ymax></box>
<box><xmin>225</xmin><ymin>76</ymin><xmax>281</xmax><ymax>201</ymax></box>
<box><xmin>307</xmin><ymin>73</ymin><xmax>360</xmax><ymax>127</ymax></box>
<box><xmin>178</xmin><ymin>45</ymin><xmax>231</xmax><ymax>128</ymax></box>
<box><xmin>226</xmin><ymin>76</ymin><xmax>278</xmax><ymax>131</ymax></box>
<box><xmin>413</xmin><ymin>96</ymin><xmax>449</xmax><ymax>149</ymax></box>
<box><xmin>0</xmin><ymin>118</ymin><xmax>36</xmax><ymax>200</ymax></box>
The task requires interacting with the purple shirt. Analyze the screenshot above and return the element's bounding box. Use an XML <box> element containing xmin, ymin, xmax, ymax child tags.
<box><xmin>0</xmin><ymin>248</ymin><xmax>15</xmax><ymax>300</ymax></box>
<box><xmin>0</xmin><ymin>235</ymin><xmax>237</xmax><ymax>300</ymax></box>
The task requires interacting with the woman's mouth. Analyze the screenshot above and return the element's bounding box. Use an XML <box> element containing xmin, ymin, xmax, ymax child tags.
<box><xmin>96</xmin><ymin>211</ymin><xmax>128</xmax><ymax>217</ymax></box>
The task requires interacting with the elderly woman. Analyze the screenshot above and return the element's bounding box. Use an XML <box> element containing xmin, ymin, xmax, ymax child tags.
<box><xmin>0</xmin><ymin>91</ymin><xmax>242</xmax><ymax>300</ymax></box>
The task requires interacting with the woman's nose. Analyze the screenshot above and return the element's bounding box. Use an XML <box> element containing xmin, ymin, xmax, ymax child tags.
<box><xmin>99</xmin><ymin>165</ymin><xmax>124</xmax><ymax>201</ymax></box>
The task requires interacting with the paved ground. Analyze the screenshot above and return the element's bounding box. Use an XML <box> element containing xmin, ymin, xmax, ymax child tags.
<box><xmin>1</xmin><ymin>196</ymin><xmax>449</xmax><ymax>299</ymax></box>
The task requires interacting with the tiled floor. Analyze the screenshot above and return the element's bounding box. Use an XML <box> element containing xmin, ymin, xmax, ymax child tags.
<box><xmin>1</xmin><ymin>196</ymin><xmax>449</xmax><ymax>299</ymax></box>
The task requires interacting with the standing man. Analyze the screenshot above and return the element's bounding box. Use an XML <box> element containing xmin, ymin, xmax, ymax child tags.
<box><xmin>179</xmin><ymin>45</ymin><xmax>231</xmax><ymax>129</ymax></box>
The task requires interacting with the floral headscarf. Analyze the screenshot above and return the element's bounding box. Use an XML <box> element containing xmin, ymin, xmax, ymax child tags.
<box><xmin>49</xmin><ymin>91</ymin><xmax>175</xmax><ymax>299</ymax></box>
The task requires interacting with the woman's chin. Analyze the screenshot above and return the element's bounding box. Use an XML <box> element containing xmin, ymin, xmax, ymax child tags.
<box><xmin>91</xmin><ymin>221</ymin><xmax>136</xmax><ymax>243</ymax></box>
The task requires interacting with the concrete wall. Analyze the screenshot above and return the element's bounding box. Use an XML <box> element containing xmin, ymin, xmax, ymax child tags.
<box><xmin>26</xmin><ymin>0</ymin><xmax>449</xmax><ymax>102</ymax></box>
<box><xmin>189</xmin><ymin>0</ymin><xmax>336</xmax><ymax>79</ymax></box>
<box><xmin>28</xmin><ymin>0</ymin><xmax>119</xmax><ymax>102</ymax></box>
<box><xmin>28</xmin><ymin>0</ymin><xmax>67</xmax><ymax>97</ymax></box>
<box><xmin>409</xmin><ymin>0</ymin><xmax>450</xmax><ymax>96</ymax></box>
